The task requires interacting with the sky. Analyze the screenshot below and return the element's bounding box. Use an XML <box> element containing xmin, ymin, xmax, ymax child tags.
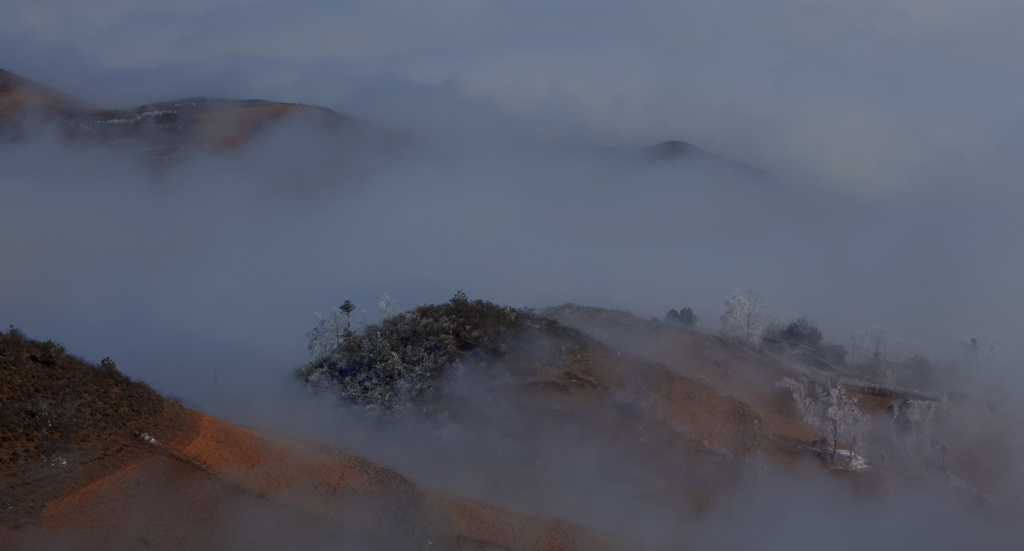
<box><xmin>2</xmin><ymin>0</ymin><xmax>1024</xmax><ymax>404</ymax></box>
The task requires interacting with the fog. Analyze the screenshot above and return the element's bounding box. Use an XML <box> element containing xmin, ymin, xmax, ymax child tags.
<box><xmin>3</xmin><ymin>90</ymin><xmax>1022</xmax><ymax>403</ymax></box>
<box><xmin>3</xmin><ymin>0</ymin><xmax>1024</xmax><ymax>548</ymax></box>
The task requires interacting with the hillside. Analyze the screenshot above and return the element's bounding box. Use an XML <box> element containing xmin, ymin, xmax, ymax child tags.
<box><xmin>3</xmin><ymin>293</ymin><xmax>1023</xmax><ymax>549</ymax></box>
<box><xmin>0</xmin><ymin>327</ymin><xmax>656</xmax><ymax>551</ymax></box>
<box><xmin>0</xmin><ymin>69</ymin><xmax>347</xmax><ymax>162</ymax></box>
<box><xmin>295</xmin><ymin>297</ymin><xmax>1024</xmax><ymax>544</ymax></box>
<box><xmin>299</xmin><ymin>298</ymin><xmax>799</xmax><ymax>525</ymax></box>
<box><xmin>0</xmin><ymin>69</ymin><xmax>89</xmax><ymax>121</ymax></box>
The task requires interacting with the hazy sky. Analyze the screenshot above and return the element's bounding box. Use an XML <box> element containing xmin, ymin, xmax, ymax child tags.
<box><xmin>2</xmin><ymin>0</ymin><xmax>1024</xmax><ymax>402</ymax></box>
<box><xmin>4</xmin><ymin>0</ymin><xmax>1024</xmax><ymax>188</ymax></box>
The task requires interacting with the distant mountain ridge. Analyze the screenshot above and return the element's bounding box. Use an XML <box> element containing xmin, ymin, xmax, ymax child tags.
<box><xmin>1</xmin><ymin>68</ymin><xmax>764</xmax><ymax>174</ymax></box>
<box><xmin>0</xmin><ymin>69</ymin><xmax>346</xmax><ymax>162</ymax></box>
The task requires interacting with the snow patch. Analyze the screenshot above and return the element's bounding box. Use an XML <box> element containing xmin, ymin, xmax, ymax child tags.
<box><xmin>831</xmin><ymin>448</ymin><xmax>871</xmax><ymax>471</ymax></box>
<box><xmin>44</xmin><ymin>455</ymin><xmax>68</xmax><ymax>468</ymax></box>
<box><xmin>91</xmin><ymin>110</ymin><xmax>175</xmax><ymax>126</ymax></box>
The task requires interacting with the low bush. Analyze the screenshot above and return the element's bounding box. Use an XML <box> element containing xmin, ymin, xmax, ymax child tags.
<box><xmin>665</xmin><ymin>307</ymin><xmax>698</xmax><ymax>329</ymax></box>
<box><xmin>97</xmin><ymin>357</ymin><xmax>119</xmax><ymax>376</ymax></box>
<box><xmin>765</xmin><ymin>318</ymin><xmax>823</xmax><ymax>349</ymax></box>
<box><xmin>37</xmin><ymin>341</ymin><xmax>66</xmax><ymax>365</ymax></box>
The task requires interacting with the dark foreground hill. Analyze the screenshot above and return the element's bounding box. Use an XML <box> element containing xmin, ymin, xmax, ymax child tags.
<box><xmin>0</xmin><ymin>327</ymin><xmax>655</xmax><ymax>551</ymax></box>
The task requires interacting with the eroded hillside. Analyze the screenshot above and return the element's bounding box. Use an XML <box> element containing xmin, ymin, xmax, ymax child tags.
<box><xmin>0</xmin><ymin>327</ymin><xmax>657</xmax><ymax>551</ymax></box>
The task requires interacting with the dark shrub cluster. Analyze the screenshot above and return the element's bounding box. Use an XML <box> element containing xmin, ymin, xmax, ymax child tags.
<box><xmin>665</xmin><ymin>307</ymin><xmax>698</xmax><ymax>329</ymax></box>
<box><xmin>765</xmin><ymin>318</ymin><xmax>823</xmax><ymax>349</ymax></box>
<box><xmin>296</xmin><ymin>293</ymin><xmax>524</xmax><ymax>417</ymax></box>
<box><xmin>37</xmin><ymin>340</ymin><xmax>66</xmax><ymax>365</ymax></box>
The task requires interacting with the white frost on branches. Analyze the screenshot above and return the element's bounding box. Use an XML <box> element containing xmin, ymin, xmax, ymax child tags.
<box><xmin>720</xmin><ymin>288</ymin><xmax>772</xmax><ymax>348</ymax></box>
<box><xmin>779</xmin><ymin>377</ymin><xmax>870</xmax><ymax>461</ymax></box>
<box><xmin>378</xmin><ymin>294</ymin><xmax>399</xmax><ymax>320</ymax></box>
<box><xmin>851</xmin><ymin>326</ymin><xmax>921</xmax><ymax>387</ymax></box>
<box><xmin>851</xmin><ymin>326</ymin><xmax>888</xmax><ymax>364</ymax></box>
<box><xmin>306</xmin><ymin>308</ymin><xmax>347</xmax><ymax>360</ymax></box>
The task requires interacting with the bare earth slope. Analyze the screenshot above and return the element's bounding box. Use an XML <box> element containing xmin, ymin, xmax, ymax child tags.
<box><xmin>0</xmin><ymin>329</ymin><xmax>655</xmax><ymax>551</ymax></box>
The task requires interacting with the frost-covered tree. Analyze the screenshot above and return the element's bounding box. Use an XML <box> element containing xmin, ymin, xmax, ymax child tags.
<box><xmin>852</xmin><ymin>326</ymin><xmax>888</xmax><ymax>365</ymax></box>
<box><xmin>306</xmin><ymin>300</ymin><xmax>358</xmax><ymax>360</ymax></box>
<box><xmin>780</xmin><ymin>377</ymin><xmax>870</xmax><ymax>461</ymax></box>
<box><xmin>306</xmin><ymin>307</ymin><xmax>348</xmax><ymax>360</ymax></box>
<box><xmin>720</xmin><ymin>288</ymin><xmax>771</xmax><ymax>348</ymax></box>
<box><xmin>852</xmin><ymin>327</ymin><xmax>925</xmax><ymax>386</ymax></box>
<box><xmin>821</xmin><ymin>383</ymin><xmax>870</xmax><ymax>460</ymax></box>
<box><xmin>296</xmin><ymin>295</ymin><xmax>528</xmax><ymax>418</ymax></box>
<box><xmin>378</xmin><ymin>294</ymin><xmax>398</xmax><ymax>320</ymax></box>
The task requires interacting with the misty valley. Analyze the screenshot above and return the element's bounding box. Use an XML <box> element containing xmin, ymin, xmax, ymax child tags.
<box><xmin>3</xmin><ymin>38</ymin><xmax>1024</xmax><ymax>551</ymax></box>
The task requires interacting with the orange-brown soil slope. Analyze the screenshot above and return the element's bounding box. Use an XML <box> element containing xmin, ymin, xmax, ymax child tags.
<box><xmin>0</xmin><ymin>328</ymin><xmax>656</xmax><ymax>551</ymax></box>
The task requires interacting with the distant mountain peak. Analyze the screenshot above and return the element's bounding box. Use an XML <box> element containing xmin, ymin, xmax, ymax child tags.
<box><xmin>643</xmin><ymin>139</ymin><xmax>768</xmax><ymax>178</ymax></box>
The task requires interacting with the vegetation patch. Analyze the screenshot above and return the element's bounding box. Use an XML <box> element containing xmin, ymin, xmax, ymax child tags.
<box><xmin>296</xmin><ymin>292</ymin><xmax>535</xmax><ymax>417</ymax></box>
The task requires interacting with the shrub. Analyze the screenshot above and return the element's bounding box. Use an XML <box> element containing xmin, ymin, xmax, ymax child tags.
<box><xmin>765</xmin><ymin>318</ymin><xmax>823</xmax><ymax>349</ymax></box>
<box><xmin>98</xmin><ymin>357</ymin><xmax>119</xmax><ymax>376</ymax></box>
<box><xmin>37</xmin><ymin>341</ymin><xmax>66</xmax><ymax>365</ymax></box>
<box><xmin>665</xmin><ymin>307</ymin><xmax>698</xmax><ymax>329</ymax></box>
<box><xmin>5</xmin><ymin>325</ymin><xmax>25</xmax><ymax>341</ymax></box>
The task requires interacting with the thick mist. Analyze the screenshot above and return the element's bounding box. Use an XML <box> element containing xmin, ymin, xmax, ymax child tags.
<box><xmin>2</xmin><ymin>98</ymin><xmax>1022</xmax><ymax>403</ymax></box>
<box><xmin>3</xmin><ymin>1</ymin><xmax>1024</xmax><ymax>548</ymax></box>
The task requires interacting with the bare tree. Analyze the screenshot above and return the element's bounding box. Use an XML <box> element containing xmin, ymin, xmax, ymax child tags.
<box><xmin>306</xmin><ymin>307</ymin><xmax>347</xmax><ymax>360</ymax></box>
<box><xmin>852</xmin><ymin>326</ymin><xmax>888</xmax><ymax>365</ymax></box>
<box><xmin>377</xmin><ymin>294</ymin><xmax>399</xmax><ymax>320</ymax></box>
<box><xmin>780</xmin><ymin>377</ymin><xmax>870</xmax><ymax>462</ymax></box>
<box><xmin>720</xmin><ymin>288</ymin><xmax>772</xmax><ymax>348</ymax></box>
